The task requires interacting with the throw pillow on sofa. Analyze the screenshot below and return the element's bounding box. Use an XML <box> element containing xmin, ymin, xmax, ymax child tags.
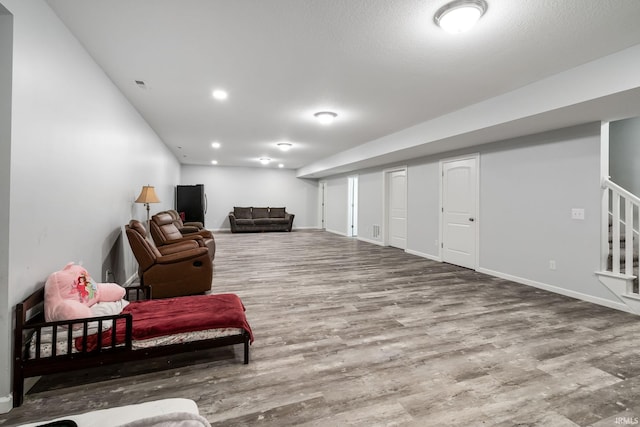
<box><xmin>234</xmin><ymin>207</ymin><xmax>252</xmax><ymax>219</ymax></box>
<box><xmin>269</xmin><ymin>207</ymin><xmax>286</xmax><ymax>218</ymax></box>
<box><xmin>252</xmin><ymin>208</ymin><xmax>269</xmax><ymax>219</ymax></box>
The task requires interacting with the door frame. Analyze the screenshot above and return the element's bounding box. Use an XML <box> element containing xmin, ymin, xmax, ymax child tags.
<box><xmin>319</xmin><ymin>181</ymin><xmax>327</xmax><ymax>230</ymax></box>
<box><xmin>382</xmin><ymin>166</ymin><xmax>408</xmax><ymax>247</ymax></box>
<box><xmin>347</xmin><ymin>175</ymin><xmax>358</xmax><ymax>237</ymax></box>
<box><xmin>439</xmin><ymin>153</ymin><xmax>480</xmax><ymax>269</ymax></box>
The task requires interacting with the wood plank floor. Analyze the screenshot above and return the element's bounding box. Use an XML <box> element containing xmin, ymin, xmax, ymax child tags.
<box><xmin>4</xmin><ymin>230</ymin><xmax>640</xmax><ymax>426</ymax></box>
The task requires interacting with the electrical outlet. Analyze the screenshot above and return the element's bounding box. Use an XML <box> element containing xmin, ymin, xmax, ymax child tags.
<box><xmin>549</xmin><ymin>260</ymin><xmax>556</xmax><ymax>270</ymax></box>
<box><xmin>571</xmin><ymin>208</ymin><xmax>585</xmax><ymax>220</ymax></box>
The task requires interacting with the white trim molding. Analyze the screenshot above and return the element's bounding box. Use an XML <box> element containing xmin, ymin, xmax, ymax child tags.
<box><xmin>405</xmin><ymin>248</ymin><xmax>442</xmax><ymax>262</ymax></box>
<box><xmin>325</xmin><ymin>228</ymin><xmax>348</xmax><ymax>237</ymax></box>
<box><xmin>478</xmin><ymin>267</ymin><xmax>632</xmax><ymax>314</ymax></box>
<box><xmin>357</xmin><ymin>236</ymin><xmax>384</xmax><ymax>246</ymax></box>
<box><xmin>0</xmin><ymin>393</ymin><xmax>11</xmax><ymax>414</ymax></box>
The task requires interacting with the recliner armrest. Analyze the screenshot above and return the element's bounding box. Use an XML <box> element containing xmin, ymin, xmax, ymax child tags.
<box><xmin>158</xmin><ymin>240</ymin><xmax>199</xmax><ymax>255</ymax></box>
<box><xmin>183</xmin><ymin>221</ymin><xmax>204</xmax><ymax>229</ymax></box>
<box><xmin>178</xmin><ymin>226</ymin><xmax>200</xmax><ymax>235</ymax></box>
<box><xmin>183</xmin><ymin>229</ymin><xmax>213</xmax><ymax>239</ymax></box>
<box><xmin>156</xmin><ymin>247</ymin><xmax>209</xmax><ymax>264</ymax></box>
<box><xmin>159</xmin><ymin>234</ymin><xmax>206</xmax><ymax>247</ymax></box>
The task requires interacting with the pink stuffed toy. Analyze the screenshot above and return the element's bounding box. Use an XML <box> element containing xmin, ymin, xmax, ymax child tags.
<box><xmin>44</xmin><ymin>263</ymin><xmax>126</xmax><ymax>322</ymax></box>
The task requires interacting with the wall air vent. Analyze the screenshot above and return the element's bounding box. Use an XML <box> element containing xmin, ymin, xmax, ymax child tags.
<box><xmin>373</xmin><ymin>224</ymin><xmax>380</xmax><ymax>238</ymax></box>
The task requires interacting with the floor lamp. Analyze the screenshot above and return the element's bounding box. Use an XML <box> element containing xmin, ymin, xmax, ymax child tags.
<box><xmin>135</xmin><ymin>185</ymin><xmax>160</xmax><ymax>235</ymax></box>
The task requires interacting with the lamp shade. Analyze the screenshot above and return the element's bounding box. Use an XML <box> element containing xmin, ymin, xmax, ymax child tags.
<box><xmin>135</xmin><ymin>185</ymin><xmax>160</xmax><ymax>204</ymax></box>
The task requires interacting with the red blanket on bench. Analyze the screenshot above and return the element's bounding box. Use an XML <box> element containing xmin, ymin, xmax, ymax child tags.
<box><xmin>77</xmin><ymin>293</ymin><xmax>253</xmax><ymax>351</ymax></box>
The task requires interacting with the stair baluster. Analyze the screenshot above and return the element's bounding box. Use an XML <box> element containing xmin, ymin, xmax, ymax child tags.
<box><xmin>599</xmin><ymin>178</ymin><xmax>640</xmax><ymax>307</ymax></box>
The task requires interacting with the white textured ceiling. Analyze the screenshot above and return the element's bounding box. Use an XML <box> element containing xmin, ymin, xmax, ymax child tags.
<box><xmin>46</xmin><ymin>0</ymin><xmax>640</xmax><ymax>175</ymax></box>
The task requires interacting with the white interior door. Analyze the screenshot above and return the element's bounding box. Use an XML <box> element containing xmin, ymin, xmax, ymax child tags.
<box><xmin>442</xmin><ymin>157</ymin><xmax>478</xmax><ymax>269</ymax></box>
<box><xmin>388</xmin><ymin>169</ymin><xmax>407</xmax><ymax>249</ymax></box>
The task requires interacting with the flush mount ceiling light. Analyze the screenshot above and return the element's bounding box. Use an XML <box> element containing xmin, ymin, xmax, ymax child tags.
<box><xmin>259</xmin><ymin>157</ymin><xmax>271</xmax><ymax>165</ymax></box>
<box><xmin>211</xmin><ymin>160</ymin><xmax>218</xmax><ymax>165</ymax></box>
<box><xmin>211</xmin><ymin>141</ymin><xmax>221</xmax><ymax>149</ymax></box>
<box><xmin>314</xmin><ymin>111</ymin><xmax>338</xmax><ymax>125</ymax></box>
<box><xmin>277</xmin><ymin>142</ymin><xmax>293</xmax><ymax>151</ymax></box>
<box><xmin>278</xmin><ymin>164</ymin><xmax>284</xmax><ymax>168</ymax></box>
<box><xmin>434</xmin><ymin>0</ymin><xmax>487</xmax><ymax>34</ymax></box>
<box><xmin>212</xmin><ymin>89</ymin><xmax>228</xmax><ymax>100</ymax></box>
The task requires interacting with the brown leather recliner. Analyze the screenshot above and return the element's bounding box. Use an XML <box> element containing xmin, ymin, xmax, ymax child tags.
<box><xmin>125</xmin><ymin>220</ymin><xmax>212</xmax><ymax>298</ymax></box>
<box><xmin>150</xmin><ymin>212</ymin><xmax>216</xmax><ymax>260</ymax></box>
<box><xmin>165</xmin><ymin>209</ymin><xmax>204</xmax><ymax>232</ymax></box>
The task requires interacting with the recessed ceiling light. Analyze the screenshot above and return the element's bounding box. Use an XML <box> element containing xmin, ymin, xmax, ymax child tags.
<box><xmin>211</xmin><ymin>160</ymin><xmax>218</xmax><ymax>165</ymax></box>
<box><xmin>212</xmin><ymin>89</ymin><xmax>228</xmax><ymax>100</ymax></box>
<box><xmin>434</xmin><ymin>0</ymin><xmax>487</xmax><ymax>34</ymax></box>
<box><xmin>277</xmin><ymin>142</ymin><xmax>293</xmax><ymax>151</ymax></box>
<box><xmin>314</xmin><ymin>111</ymin><xmax>338</xmax><ymax>125</ymax></box>
<box><xmin>278</xmin><ymin>164</ymin><xmax>284</xmax><ymax>168</ymax></box>
<box><xmin>259</xmin><ymin>157</ymin><xmax>271</xmax><ymax>165</ymax></box>
<box><xmin>211</xmin><ymin>142</ymin><xmax>221</xmax><ymax>149</ymax></box>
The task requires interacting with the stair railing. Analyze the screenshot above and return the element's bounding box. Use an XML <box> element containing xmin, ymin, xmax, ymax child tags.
<box><xmin>602</xmin><ymin>178</ymin><xmax>640</xmax><ymax>277</ymax></box>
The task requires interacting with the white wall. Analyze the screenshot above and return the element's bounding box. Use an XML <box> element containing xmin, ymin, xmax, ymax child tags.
<box><xmin>180</xmin><ymin>165</ymin><xmax>318</xmax><ymax>230</ymax></box>
<box><xmin>0</xmin><ymin>5</ymin><xmax>12</xmax><ymax>412</ymax></box>
<box><xmin>610</xmin><ymin>117</ymin><xmax>640</xmax><ymax>194</ymax></box>
<box><xmin>1</xmin><ymin>0</ymin><xmax>180</xmax><ymax>410</ymax></box>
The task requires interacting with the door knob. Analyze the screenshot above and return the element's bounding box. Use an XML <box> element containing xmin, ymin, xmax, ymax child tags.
<box><xmin>469</xmin><ymin>218</ymin><xmax>475</xmax><ymax>222</ymax></box>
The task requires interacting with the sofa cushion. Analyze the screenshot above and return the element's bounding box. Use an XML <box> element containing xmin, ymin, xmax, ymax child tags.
<box><xmin>253</xmin><ymin>218</ymin><xmax>274</xmax><ymax>225</ymax></box>
<box><xmin>252</xmin><ymin>207</ymin><xmax>269</xmax><ymax>219</ymax></box>
<box><xmin>268</xmin><ymin>218</ymin><xmax>290</xmax><ymax>224</ymax></box>
<box><xmin>234</xmin><ymin>207</ymin><xmax>252</xmax><ymax>220</ymax></box>
<box><xmin>234</xmin><ymin>219</ymin><xmax>254</xmax><ymax>225</ymax></box>
<box><xmin>269</xmin><ymin>207</ymin><xmax>286</xmax><ymax>218</ymax></box>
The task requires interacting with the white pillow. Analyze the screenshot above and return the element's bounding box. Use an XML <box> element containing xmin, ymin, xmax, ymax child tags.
<box><xmin>90</xmin><ymin>299</ymin><xmax>130</xmax><ymax>317</ymax></box>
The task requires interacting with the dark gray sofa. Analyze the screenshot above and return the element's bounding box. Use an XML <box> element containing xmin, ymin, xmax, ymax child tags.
<box><xmin>229</xmin><ymin>207</ymin><xmax>294</xmax><ymax>233</ymax></box>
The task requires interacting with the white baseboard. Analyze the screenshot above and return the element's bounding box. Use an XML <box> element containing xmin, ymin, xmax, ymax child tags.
<box><xmin>477</xmin><ymin>267</ymin><xmax>633</xmax><ymax>314</ymax></box>
<box><xmin>211</xmin><ymin>226</ymin><xmax>320</xmax><ymax>232</ymax></box>
<box><xmin>405</xmin><ymin>249</ymin><xmax>441</xmax><ymax>262</ymax></box>
<box><xmin>124</xmin><ymin>273</ymin><xmax>138</xmax><ymax>287</ymax></box>
<box><xmin>325</xmin><ymin>228</ymin><xmax>348</xmax><ymax>237</ymax></box>
<box><xmin>357</xmin><ymin>236</ymin><xmax>384</xmax><ymax>246</ymax></box>
<box><xmin>0</xmin><ymin>393</ymin><xmax>11</xmax><ymax>414</ymax></box>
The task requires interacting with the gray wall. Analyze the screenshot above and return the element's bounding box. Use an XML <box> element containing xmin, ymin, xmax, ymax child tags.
<box><xmin>357</xmin><ymin>170</ymin><xmax>383</xmax><ymax>244</ymax></box>
<box><xmin>180</xmin><ymin>165</ymin><xmax>318</xmax><ymax>230</ymax></box>
<box><xmin>406</xmin><ymin>161</ymin><xmax>440</xmax><ymax>258</ymax></box>
<box><xmin>478</xmin><ymin>124</ymin><xmax>604</xmax><ymax>300</ymax></box>
<box><xmin>325</xmin><ymin>123</ymin><xmax>617</xmax><ymax>312</ymax></box>
<box><xmin>610</xmin><ymin>117</ymin><xmax>640</xmax><ymax>194</ymax></box>
<box><xmin>1</xmin><ymin>0</ymin><xmax>181</xmax><ymax>408</ymax></box>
